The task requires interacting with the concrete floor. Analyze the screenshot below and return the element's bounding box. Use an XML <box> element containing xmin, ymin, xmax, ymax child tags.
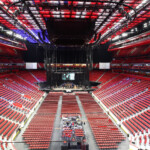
<box><xmin>76</xmin><ymin>96</ymin><xmax>99</xmax><ymax>150</ymax></box>
<box><xmin>49</xmin><ymin>96</ymin><xmax>62</xmax><ymax>150</ymax></box>
<box><xmin>49</xmin><ymin>95</ymin><xmax>100</xmax><ymax>150</ymax></box>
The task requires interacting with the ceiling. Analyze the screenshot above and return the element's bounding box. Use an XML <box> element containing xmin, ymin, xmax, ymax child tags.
<box><xmin>0</xmin><ymin>0</ymin><xmax>149</xmax><ymax>46</ymax></box>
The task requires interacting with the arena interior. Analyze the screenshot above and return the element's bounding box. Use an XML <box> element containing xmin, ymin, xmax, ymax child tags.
<box><xmin>0</xmin><ymin>0</ymin><xmax>149</xmax><ymax>150</ymax></box>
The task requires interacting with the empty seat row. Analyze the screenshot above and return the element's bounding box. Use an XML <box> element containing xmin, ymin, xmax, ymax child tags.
<box><xmin>23</xmin><ymin>94</ymin><xmax>60</xmax><ymax>149</ymax></box>
<box><xmin>78</xmin><ymin>94</ymin><xmax>125</xmax><ymax>150</ymax></box>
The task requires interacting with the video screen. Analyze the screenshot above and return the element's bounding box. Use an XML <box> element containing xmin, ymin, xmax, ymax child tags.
<box><xmin>26</xmin><ymin>63</ymin><xmax>37</xmax><ymax>69</ymax></box>
<box><xmin>62</xmin><ymin>73</ymin><xmax>75</xmax><ymax>80</ymax></box>
<box><xmin>99</xmin><ymin>63</ymin><xmax>110</xmax><ymax>69</ymax></box>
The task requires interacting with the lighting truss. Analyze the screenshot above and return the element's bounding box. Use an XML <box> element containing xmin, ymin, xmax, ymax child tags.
<box><xmin>0</xmin><ymin>0</ymin><xmax>149</xmax><ymax>45</ymax></box>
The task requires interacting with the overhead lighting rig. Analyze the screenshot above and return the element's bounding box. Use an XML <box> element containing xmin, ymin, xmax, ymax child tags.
<box><xmin>88</xmin><ymin>0</ymin><xmax>137</xmax><ymax>47</ymax></box>
<box><xmin>6</xmin><ymin>0</ymin><xmax>137</xmax><ymax>46</ymax></box>
<box><xmin>100</xmin><ymin>0</ymin><xmax>150</xmax><ymax>45</ymax></box>
<box><xmin>6</xmin><ymin>0</ymin><xmax>50</xmax><ymax>45</ymax></box>
<box><xmin>0</xmin><ymin>4</ymin><xmax>41</xmax><ymax>44</ymax></box>
<box><xmin>0</xmin><ymin>0</ymin><xmax>149</xmax><ymax>47</ymax></box>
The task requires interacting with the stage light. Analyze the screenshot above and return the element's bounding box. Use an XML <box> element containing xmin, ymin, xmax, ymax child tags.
<box><xmin>131</xmin><ymin>29</ymin><xmax>134</xmax><ymax>33</ymax></box>
<box><xmin>135</xmin><ymin>28</ymin><xmax>138</xmax><ymax>32</ymax></box>
<box><xmin>122</xmin><ymin>33</ymin><xmax>128</xmax><ymax>37</ymax></box>
<box><xmin>6</xmin><ymin>30</ymin><xmax>13</xmax><ymax>35</ymax></box>
<box><xmin>0</xmin><ymin>26</ymin><xmax>3</xmax><ymax>31</ymax></box>
<box><xmin>23</xmin><ymin>37</ymin><xmax>27</xmax><ymax>41</ymax></box>
<box><xmin>143</xmin><ymin>23</ymin><xmax>148</xmax><ymax>28</ymax></box>
<box><xmin>112</xmin><ymin>35</ymin><xmax>120</xmax><ymax>41</ymax></box>
<box><xmin>14</xmin><ymin>33</ymin><xmax>24</xmax><ymax>39</ymax></box>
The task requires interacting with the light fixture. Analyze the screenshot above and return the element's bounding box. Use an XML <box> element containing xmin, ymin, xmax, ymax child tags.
<box><xmin>112</xmin><ymin>35</ymin><xmax>120</xmax><ymax>41</ymax></box>
<box><xmin>6</xmin><ymin>30</ymin><xmax>13</xmax><ymax>35</ymax></box>
<box><xmin>23</xmin><ymin>37</ymin><xmax>27</xmax><ymax>40</ymax></box>
<box><xmin>122</xmin><ymin>33</ymin><xmax>128</xmax><ymax>37</ymax></box>
<box><xmin>14</xmin><ymin>33</ymin><xmax>24</xmax><ymax>39</ymax></box>
<box><xmin>143</xmin><ymin>23</ymin><xmax>148</xmax><ymax>28</ymax></box>
<box><xmin>0</xmin><ymin>26</ymin><xmax>3</xmax><ymax>31</ymax></box>
<box><xmin>135</xmin><ymin>28</ymin><xmax>138</xmax><ymax>32</ymax></box>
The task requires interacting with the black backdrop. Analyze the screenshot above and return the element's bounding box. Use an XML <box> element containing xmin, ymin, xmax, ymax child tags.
<box><xmin>54</xmin><ymin>47</ymin><xmax>86</xmax><ymax>63</ymax></box>
<box><xmin>22</xmin><ymin>42</ymin><xmax>112</xmax><ymax>63</ymax></box>
<box><xmin>93</xmin><ymin>42</ymin><xmax>112</xmax><ymax>63</ymax></box>
<box><xmin>22</xmin><ymin>43</ymin><xmax>44</xmax><ymax>62</ymax></box>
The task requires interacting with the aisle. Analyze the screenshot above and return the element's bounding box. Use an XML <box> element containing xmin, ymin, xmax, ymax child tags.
<box><xmin>49</xmin><ymin>96</ymin><xmax>62</xmax><ymax>150</ymax></box>
<box><xmin>76</xmin><ymin>96</ymin><xmax>99</xmax><ymax>150</ymax></box>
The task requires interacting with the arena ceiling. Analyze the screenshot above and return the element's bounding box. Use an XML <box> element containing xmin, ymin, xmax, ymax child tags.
<box><xmin>0</xmin><ymin>0</ymin><xmax>149</xmax><ymax>46</ymax></box>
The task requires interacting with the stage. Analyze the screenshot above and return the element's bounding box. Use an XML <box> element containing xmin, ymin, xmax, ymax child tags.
<box><xmin>37</xmin><ymin>81</ymin><xmax>99</xmax><ymax>92</ymax></box>
<box><xmin>39</xmin><ymin>87</ymin><xmax>95</xmax><ymax>93</ymax></box>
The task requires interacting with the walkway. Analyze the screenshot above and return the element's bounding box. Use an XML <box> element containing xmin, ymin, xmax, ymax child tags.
<box><xmin>49</xmin><ymin>96</ymin><xmax>62</xmax><ymax>150</ymax></box>
<box><xmin>76</xmin><ymin>96</ymin><xmax>99</xmax><ymax>150</ymax></box>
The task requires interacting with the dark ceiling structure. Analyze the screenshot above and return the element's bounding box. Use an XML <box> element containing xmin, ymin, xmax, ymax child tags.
<box><xmin>0</xmin><ymin>0</ymin><xmax>149</xmax><ymax>47</ymax></box>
